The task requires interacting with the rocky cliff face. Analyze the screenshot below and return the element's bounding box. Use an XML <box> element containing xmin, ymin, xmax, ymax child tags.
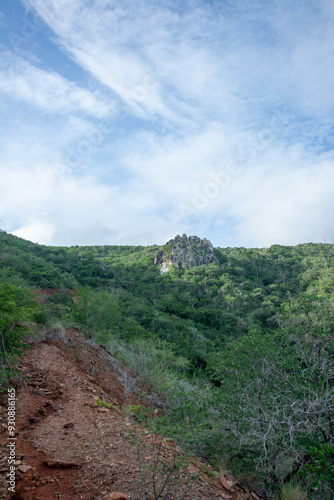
<box><xmin>154</xmin><ymin>234</ymin><xmax>219</xmax><ymax>274</ymax></box>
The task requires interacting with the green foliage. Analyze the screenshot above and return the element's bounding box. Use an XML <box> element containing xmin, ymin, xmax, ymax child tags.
<box><xmin>32</xmin><ymin>309</ymin><xmax>48</xmax><ymax>325</ymax></box>
<box><xmin>125</xmin><ymin>404</ymin><xmax>153</xmax><ymax>421</ymax></box>
<box><xmin>299</xmin><ymin>444</ymin><xmax>334</xmax><ymax>497</ymax></box>
<box><xmin>1</xmin><ymin>231</ymin><xmax>334</xmax><ymax>496</ymax></box>
<box><xmin>72</xmin><ymin>287</ymin><xmax>122</xmax><ymax>335</ymax></box>
<box><xmin>0</xmin><ymin>282</ymin><xmax>39</xmax><ymax>386</ymax></box>
<box><xmin>96</xmin><ymin>398</ymin><xmax>119</xmax><ymax>410</ymax></box>
<box><xmin>107</xmin><ymin>336</ymin><xmax>190</xmax><ymax>390</ymax></box>
<box><xmin>201</xmin><ymin>295</ymin><xmax>334</xmax><ymax>494</ymax></box>
<box><xmin>45</xmin><ymin>292</ymin><xmax>74</xmax><ymax>320</ymax></box>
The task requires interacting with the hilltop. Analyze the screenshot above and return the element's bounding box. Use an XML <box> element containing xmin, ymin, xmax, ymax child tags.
<box><xmin>154</xmin><ymin>234</ymin><xmax>219</xmax><ymax>274</ymax></box>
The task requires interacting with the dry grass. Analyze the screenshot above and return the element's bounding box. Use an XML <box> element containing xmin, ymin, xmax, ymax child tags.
<box><xmin>280</xmin><ymin>483</ymin><xmax>308</xmax><ymax>500</ymax></box>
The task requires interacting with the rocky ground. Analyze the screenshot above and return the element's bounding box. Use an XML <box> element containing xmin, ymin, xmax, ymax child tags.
<box><xmin>0</xmin><ymin>328</ymin><xmax>260</xmax><ymax>500</ymax></box>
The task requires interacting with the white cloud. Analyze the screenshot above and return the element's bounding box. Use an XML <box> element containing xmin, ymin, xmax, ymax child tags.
<box><xmin>0</xmin><ymin>152</ymin><xmax>181</xmax><ymax>246</ymax></box>
<box><xmin>0</xmin><ymin>53</ymin><xmax>114</xmax><ymax>117</ymax></box>
<box><xmin>21</xmin><ymin>0</ymin><xmax>245</xmax><ymax>126</ymax></box>
<box><xmin>174</xmin><ymin>144</ymin><xmax>334</xmax><ymax>247</ymax></box>
<box><xmin>13</xmin><ymin>223</ymin><xmax>55</xmax><ymax>245</ymax></box>
<box><xmin>23</xmin><ymin>0</ymin><xmax>334</xmax><ymax>130</ymax></box>
<box><xmin>0</xmin><ymin>0</ymin><xmax>333</xmax><ymax>247</ymax></box>
<box><xmin>234</xmin><ymin>156</ymin><xmax>334</xmax><ymax>246</ymax></box>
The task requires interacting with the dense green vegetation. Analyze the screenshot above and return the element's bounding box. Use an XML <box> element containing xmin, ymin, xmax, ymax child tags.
<box><xmin>0</xmin><ymin>281</ymin><xmax>45</xmax><ymax>385</ymax></box>
<box><xmin>0</xmin><ymin>229</ymin><xmax>333</xmax><ymax>498</ymax></box>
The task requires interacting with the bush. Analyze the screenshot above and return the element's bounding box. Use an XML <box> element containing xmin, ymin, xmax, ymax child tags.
<box><xmin>0</xmin><ymin>282</ymin><xmax>37</xmax><ymax>387</ymax></box>
<box><xmin>45</xmin><ymin>292</ymin><xmax>74</xmax><ymax>319</ymax></box>
<box><xmin>299</xmin><ymin>444</ymin><xmax>334</xmax><ymax>499</ymax></box>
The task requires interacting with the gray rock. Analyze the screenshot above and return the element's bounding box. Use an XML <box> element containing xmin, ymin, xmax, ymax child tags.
<box><xmin>155</xmin><ymin>234</ymin><xmax>218</xmax><ymax>273</ymax></box>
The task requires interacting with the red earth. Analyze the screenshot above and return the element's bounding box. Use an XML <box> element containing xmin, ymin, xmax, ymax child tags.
<box><xmin>0</xmin><ymin>328</ymin><xmax>260</xmax><ymax>500</ymax></box>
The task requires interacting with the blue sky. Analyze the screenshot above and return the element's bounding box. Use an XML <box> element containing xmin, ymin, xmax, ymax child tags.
<box><xmin>0</xmin><ymin>0</ymin><xmax>333</xmax><ymax>247</ymax></box>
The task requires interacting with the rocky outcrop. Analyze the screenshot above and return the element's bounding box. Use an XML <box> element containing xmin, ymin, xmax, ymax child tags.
<box><xmin>154</xmin><ymin>234</ymin><xmax>218</xmax><ymax>274</ymax></box>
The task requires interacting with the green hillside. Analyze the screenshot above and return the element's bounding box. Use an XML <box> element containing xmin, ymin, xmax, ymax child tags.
<box><xmin>1</xmin><ymin>229</ymin><xmax>333</xmax><ymax>499</ymax></box>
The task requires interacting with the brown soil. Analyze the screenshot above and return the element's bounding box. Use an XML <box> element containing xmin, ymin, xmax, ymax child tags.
<box><xmin>0</xmin><ymin>328</ymin><xmax>260</xmax><ymax>500</ymax></box>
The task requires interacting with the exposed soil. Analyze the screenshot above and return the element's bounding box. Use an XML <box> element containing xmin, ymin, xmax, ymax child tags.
<box><xmin>0</xmin><ymin>328</ymin><xmax>260</xmax><ymax>500</ymax></box>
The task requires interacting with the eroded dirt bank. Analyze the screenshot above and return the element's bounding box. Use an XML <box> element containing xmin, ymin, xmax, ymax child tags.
<box><xmin>0</xmin><ymin>328</ymin><xmax>259</xmax><ymax>500</ymax></box>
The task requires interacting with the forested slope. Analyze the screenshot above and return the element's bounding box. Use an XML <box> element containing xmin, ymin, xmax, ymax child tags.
<box><xmin>1</xmin><ymin>229</ymin><xmax>333</xmax><ymax>499</ymax></box>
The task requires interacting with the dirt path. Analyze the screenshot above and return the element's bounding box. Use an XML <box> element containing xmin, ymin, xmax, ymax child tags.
<box><xmin>0</xmin><ymin>329</ymin><xmax>259</xmax><ymax>500</ymax></box>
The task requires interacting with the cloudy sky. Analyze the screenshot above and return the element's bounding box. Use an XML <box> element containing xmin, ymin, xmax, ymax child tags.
<box><xmin>0</xmin><ymin>0</ymin><xmax>333</xmax><ymax>248</ymax></box>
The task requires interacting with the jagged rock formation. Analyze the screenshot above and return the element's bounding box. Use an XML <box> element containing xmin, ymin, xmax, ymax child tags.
<box><xmin>154</xmin><ymin>234</ymin><xmax>219</xmax><ymax>274</ymax></box>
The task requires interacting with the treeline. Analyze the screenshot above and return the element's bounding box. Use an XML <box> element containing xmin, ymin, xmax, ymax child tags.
<box><xmin>0</xmin><ymin>230</ymin><xmax>333</xmax><ymax>498</ymax></box>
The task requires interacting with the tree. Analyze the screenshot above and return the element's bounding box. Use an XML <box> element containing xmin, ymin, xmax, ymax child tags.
<box><xmin>73</xmin><ymin>287</ymin><xmax>122</xmax><ymax>336</ymax></box>
<box><xmin>208</xmin><ymin>294</ymin><xmax>334</xmax><ymax>497</ymax></box>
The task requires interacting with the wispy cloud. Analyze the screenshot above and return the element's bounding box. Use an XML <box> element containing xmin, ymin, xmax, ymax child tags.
<box><xmin>0</xmin><ymin>53</ymin><xmax>114</xmax><ymax>117</ymax></box>
<box><xmin>23</xmin><ymin>0</ymin><xmax>334</xmax><ymax>131</ymax></box>
<box><xmin>0</xmin><ymin>0</ymin><xmax>333</xmax><ymax>247</ymax></box>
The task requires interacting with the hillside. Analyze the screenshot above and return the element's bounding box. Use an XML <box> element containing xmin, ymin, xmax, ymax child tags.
<box><xmin>0</xmin><ymin>230</ymin><xmax>333</xmax><ymax>499</ymax></box>
<box><xmin>1</xmin><ymin>327</ymin><xmax>259</xmax><ymax>500</ymax></box>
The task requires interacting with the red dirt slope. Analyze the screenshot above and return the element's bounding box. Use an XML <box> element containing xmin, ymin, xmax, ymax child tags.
<box><xmin>0</xmin><ymin>328</ymin><xmax>260</xmax><ymax>500</ymax></box>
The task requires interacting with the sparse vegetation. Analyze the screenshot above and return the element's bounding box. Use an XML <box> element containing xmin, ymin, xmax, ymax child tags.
<box><xmin>134</xmin><ymin>427</ymin><xmax>198</xmax><ymax>499</ymax></box>
<box><xmin>96</xmin><ymin>398</ymin><xmax>120</xmax><ymax>410</ymax></box>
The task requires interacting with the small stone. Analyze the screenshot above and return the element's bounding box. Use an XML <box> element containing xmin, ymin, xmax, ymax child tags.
<box><xmin>28</xmin><ymin>417</ymin><xmax>40</xmax><ymax>424</ymax></box>
<box><xmin>39</xmin><ymin>406</ymin><xmax>46</xmax><ymax>416</ymax></box>
<box><xmin>220</xmin><ymin>476</ymin><xmax>235</xmax><ymax>492</ymax></box>
<box><xmin>46</xmin><ymin>460</ymin><xmax>58</xmax><ymax>467</ymax></box>
<box><xmin>75</xmin><ymin>431</ymin><xmax>84</xmax><ymax>438</ymax></box>
<box><xmin>98</xmin><ymin>407</ymin><xmax>108</xmax><ymax>413</ymax></box>
<box><xmin>34</xmin><ymin>390</ymin><xmax>47</xmax><ymax>397</ymax></box>
<box><xmin>63</xmin><ymin>422</ymin><xmax>74</xmax><ymax>428</ymax></box>
<box><xmin>18</xmin><ymin>464</ymin><xmax>31</xmax><ymax>473</ymax></box>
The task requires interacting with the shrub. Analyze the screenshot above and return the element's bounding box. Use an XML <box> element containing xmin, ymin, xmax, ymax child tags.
<box><xmin>0</xmin><ymin>283</ymin><xmax>37</xmax><ymax>387</ymax></box>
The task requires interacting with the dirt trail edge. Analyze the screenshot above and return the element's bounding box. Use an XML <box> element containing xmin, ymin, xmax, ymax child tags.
<box><xmin>0</xmin><ymin>328</ymin><xmax>260</xmax><ymax>500</ymax></box>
